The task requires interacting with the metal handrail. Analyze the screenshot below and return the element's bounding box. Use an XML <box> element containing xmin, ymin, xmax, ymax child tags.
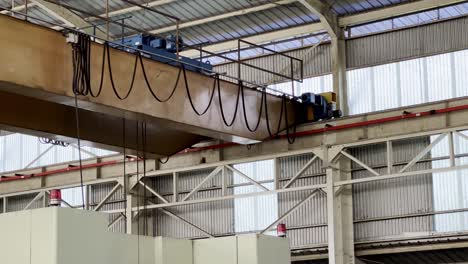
<box><xmin>0</xmin><ymin>5</ymin><xmax>299</xmax><ymax>97</ymax></box>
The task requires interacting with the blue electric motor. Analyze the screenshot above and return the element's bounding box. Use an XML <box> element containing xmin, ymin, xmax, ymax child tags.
<box><xmin>300</xmin><ymin>92</ymin><xmax>342</xmax><ymax>122</ymax></box>
<box><xmin>116</xmin><ymin>34</ymin><xmax>212</xmax><ymax>73</ymax></box>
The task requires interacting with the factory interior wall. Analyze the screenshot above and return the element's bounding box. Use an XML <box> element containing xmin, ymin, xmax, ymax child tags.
<box><xmin>1</xmin><ymin>9</ymin><xmax>468</xmax><ymax>253</ymax></box>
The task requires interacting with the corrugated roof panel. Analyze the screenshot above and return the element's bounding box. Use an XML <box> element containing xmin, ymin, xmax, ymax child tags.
<box><xmin>327</xmin><ymin>0</ymin><xmax>411</xmax><ymax>16</ymax></box>
<box><xmin>166</xmin><ymin>2</ymin><xmax>319</xmax><ymax>45</ymax></box>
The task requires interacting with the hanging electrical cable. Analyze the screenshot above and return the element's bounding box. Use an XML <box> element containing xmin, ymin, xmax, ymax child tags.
<box><xmin>73</xmin><ymin>94</ymin><xmax>86</xmax><ymax>210</ymax></box>
<box><xmin>39</xmin><ymin>137</ymin><xmax>69</xmax><ymax>147</ymax></box>
<box><xmin>140</xmin><ymin>53</ymin><xmax>182</xmax><ymax>103</ymax></box>
<box><xmin>158</xmin><ymin>156</ymin><xmax>170</xmax><ymax>164</ymax></box>
<box><xmin>106</xmin><ymin>42</ymin><xmax>139</xmax><ymax>100</ymax></box>
<box><xmin>217</xmin><ymin>76</ymin><xmax>242</xmax><ymax>127</ymax></box>
<box><xmin>142</xmin><ymin>121</ymin><xmax>148</xmax><ymax>235</ymax></box>
<box><xmin>135</xmin><ymin>120</ymin><xmax>140</xmax><ymax>264</ymax></box>
<box><xmin>263</xmin><ymin>91</ymin><xmax>285</xmax><ymax>137</ymax></box>
<box><xmin>182</xmin><ymin>65</ymin><xmax>217</xmax><ymax>116</ymax></box>
<box><xmin>240</xmin><ymin>83</ymin><xmax>265</xmax><ymax>133</ymax></box>
<box><xmin>72</xmin><ymin>33</ymin><xmax>91</xmax><ymax>96</ymax></box>
<box><xmin>282</xmin><ymin>95</ymin><xmax>297</xmax><ymax>144</ymax></box>
<box><xmin>122</xmin><ymin>118</ymin><xmax>127</xmax><ymax>225</ymax></box>
<box><xmin>71</xmin><ymin>36</ymin><xmax>296</xmax><ymax>146</ymax></box>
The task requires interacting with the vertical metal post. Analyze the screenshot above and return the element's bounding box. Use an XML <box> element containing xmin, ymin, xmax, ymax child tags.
<box><xmin>449</xmin><ymin>132</ymin><xmax>455</xmax><ymax>167</ymax></box>
<box><xmin>387</xmin><ymin>141</ymin><xmax>393</xmax><ymax>174</ymax></box>
<box><xmin>43</xmin><ymin>192</ymin><xmax>47</xmax><ymax>208</ymax></box>
<box><xmin>85</xmin><ymin>185</ymin><xmax>90</xmax><ymax>210</ymax></box>
<box><xmin>326</xmin><ymin>166</ymin><xmax>337</xmax><ymax>264</ymax></box>
<box><xmin>176</xmin><ymin>20</ymin><xmax>180</xmax><ymax>61</ymax></box>
<box><xmin>238</xmin><ymin>40</ymin><xmax>241</xmax><ymax>82</ymax></box>
<box><xmin>121</xmin><ymin>18</ymin><xmax>125</xmax><ymax>44</ymax></box>
<box><xmin>274</xmin><ymin>158</ymin><xmax>281</xmax><ymax>190</ymax></box>
<box><xmin>290</xmin><ymin>58</ymin><xmax>295</xmax><ymax>96</ymax></box>
<box><xmin>221</xmin><ymin>166</ymin><xmax>227</xmax><ymax>196</ymax></box>
<box><xmin>93</xmin><ymin>26</ymin><xmax>96</xmax><ymax>42</ymax></box>
<box><xmin>11</xmin><ymin>0</ymin><xmax>15</xmax><ymax>18</ymax></box>
<box><xmin>2</xmin><ymin>197</ymin><xmax>6</xmax><ymax>213</ymax></box>
<box><xmin>24</xmin><ymin>0</ymin><xmax>28</xmax><ymax>21</ymax></box>
<box><xmin>172</xmin><ymin>172</ymin><xmax>178</xmax><ymax>202</ymax></box>
<box><xmin>331</xmin><ymin>31</ymin><xmax>348</xmax><ymax>115</ymax></box>
<box><xmin>327</xmin><ymin>147</ymin><xmax>355</xmax><ymax>264</ymax></box>
<box><xmin>126</xmin><ymin>194</ymin><xmax>133</xmax><ymax>234</ymax></box>
<box><xmin>396</xmin><ymin>62</ymin><xmax>402</xmax><ymax>107</ymax></box>
<box><xmin>106</xmin><ymin>0</ymin><xmax>109</xmax><ymax>40</ymax></box>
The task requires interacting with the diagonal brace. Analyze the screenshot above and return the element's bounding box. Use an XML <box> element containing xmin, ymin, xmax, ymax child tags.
<box><xmin>226</xmin><ymin>165</ymin><xmax>269</xmax><ymax>191</ymax></box>
<box><xmin>23</xmin><ymin>192</ymin><xmax>45</xmax><ymax>210</ymax></box>
<box><xmin>94</xmin><ymin>183</ymin><xmax>122</xmax><ymax>211</ymax></box>
<box><xmin>139</xmin><ymin>181</ymin><xmax>169</xmax><ymax>204</ymax></box>
<box><xmin>260</xmin><ymin>189</ymin><xmax>322</xmax><ymax>234</ymax></box>
<box><xmin>283</xmin><ymin>155</ymin><xmax>318</xmax><ymax>189</ymax></box>
<box><xmin>182</xmin><ymin>166</ymin><xmax>223</xmax><ymax>202</ymax></box>
<box><xmin>159</xmin><ymin>208</ymin><xmax>214</xmax><ymax>238</ymax></box>
<box><xmin>340</xmin><ymin>150</ymin><xmax>380</xmax><ymax>176</ymax></box>
<box><xmin>399</xmin><ymin>133</ymin><xmax>447</xmax><ymax>173</ymax></box>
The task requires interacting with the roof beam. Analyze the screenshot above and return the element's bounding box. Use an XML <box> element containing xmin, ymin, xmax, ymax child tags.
<box><xmin>298</xmin><ymin>0</ymin><xmax>338</xmax><ymax>37</ymax></box>
<box><xmin>32</xmin><ymin>0</ymin><xmax>108</xmax><ymax>38</ymax></box>
<box><xmin>181</xmin><ymin>23</ymin><xmax>325</xmax><ymax>57</ymax></box>
<box><xmin>93</xmin><ymin>0</ymin><xmax>177</xmax><ymax>19</ymax></box>
<box><xmin>339</xmin><ymin>0</ymin><xmax>466</xmax><ymax>27</ymax></box>
<box><xmin>0</xmin><ymin>2</ymin><xmax>36</xmax><ymax>15</ymax></box>
<box><xmin>149</xmin><ymin>0</ymin><xmax>296</xmax><ymax>34</ymax></box>
<box><xmin>181</xmin><ymin>0</ymin><xmax>465</xmax><ymax>57</ymax></box>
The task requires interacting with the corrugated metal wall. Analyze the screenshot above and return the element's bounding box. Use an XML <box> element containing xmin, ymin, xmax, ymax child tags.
<box><xmin>431</xmin><ymin>132</ymin><xmax>468</xmax><ymax>233</ymax></box>
<box><xmin>4</xmin><ymin>192</ymin><xmax>44</xmax><ymax>212</ymax></box>
<box><xmin>90</xmin><ymin>182</ymin><xmax>126</xmax><ymax>233</ymax></box>
<box><xmin>233</xmin><ymin>159</ymin><xmax>277</xmax><ymax>233</ymax></box>
<box><xmin>214</xmin><ymin>16</ymin><xmax>468</xmax><ymax>84</ymax></box>
<box><xmin>147</xmin><ymin>137</ymin><xmax>436</xmax><ymax>247</ymax></box>
<box><xmin>351</xmin><ymin>138</ymin><xmax>434</xmax><ymax>241</ymax></box>
<box><xmin>347</xmin><ymin>49</ymin><xmax>468</xmax><ymax>115</ymax></box>
<box><xmin>152</xmin><ymin>168</ymin><xmax>234</xmax><ymax>238</ymax></box>
<box><xmin>277</xmin><ymin>153</ymin><xmax>327</xmax><ymax>248</ymax></box>
<box><xmin>347</xmin><ymin>16</ymin><xmax>468</xmax><ymax>70</ymax></box>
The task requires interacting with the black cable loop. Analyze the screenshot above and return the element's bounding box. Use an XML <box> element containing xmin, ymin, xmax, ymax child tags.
<box><xmin>263</xmin><ymin>90</ymin><xmax>284</xmax><ymax>137</ymax></box>
<box><xmin>158</xmin><ymin>156</ymin><xmax>170</xmax><ymax>164</ymax></box>
<box><xmin>218</xmin><ymin>76</ymin><xmax>241</xmax><ymax>127</ymax></box>
<box><xmin>240</xmin><ymin>84</ymin><xmax>265</xmax><ymax>132</ymax></box>
<box><xmin>140</xmin><ymin>53</ymin><xmax>181</xmax><ymax>102</ymax></box>
<box><xmin>182</xmin><ymin>65</ymin><xmax>217</xmax><ymax>116</ymax></box>
<box><xmin>72</xmin><ymin>33</ymin><xmax>91</xmax><ymax>96</ymax></box>
<box><xmin>282</xmin><ymin>95</ymin><xmax>297</xmax><ymax>144</ymax></box>
<box><xmin>71</xmin><ymin>34</ymin><xmax>106</xmax><ymax>97</ymax></box>
<box><xmin>39</xmin><ymin>137</ymin><xmax>69</xmax><ymax>147</ymax></box>
<box><xmin>88</xmin><ymin>40</ymin><xmax>106</xmax><ymax>98</ymax></box>
<box><xmin>71</xmin><ymin>37</ymin><xmax>297</xmax><ymax>143</ymax></box>
<box><xmin>106</xmin><ymin>42</ymin><xmax>138</xmax><ymax>100</ymax></box>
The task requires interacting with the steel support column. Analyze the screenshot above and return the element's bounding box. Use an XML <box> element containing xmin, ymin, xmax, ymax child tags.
<box><xmin>327</xmin><ymin>146</ymin><xmax>354</xmax><ymax>264</ymax></box>
<box><xmin>331</xmin><ymin>32</ymin><xmax>348</xmax><ymax>115</ymax></box>
<box><xmin>126</xmin><ymin>193</ymin><xmax>133</xmax><ymax>234</ymax></box>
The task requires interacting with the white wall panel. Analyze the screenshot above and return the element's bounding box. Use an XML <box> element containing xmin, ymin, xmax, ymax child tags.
<box><xmin>0</xmin><ymin>133</ymin><xmax>116</xmax><ymax>173</ymax></box>
<box><xmin>233</xmin><ymin>159</ymin><xmax>277</xmax><ymax>233</ymax></box>
<box><xmin>431</xmin><ymin>131</ymin><xmax>468</xmax><ymax>233</ymax></box>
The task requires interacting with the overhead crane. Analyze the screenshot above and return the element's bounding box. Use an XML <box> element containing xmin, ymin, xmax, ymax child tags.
<box><xmin>0</xmin><ymin>13</ymin><xmax>340</xmax><ymax>159</ymax></box>
<box><xmin>0</xmin><ymin>15</ymin><xmax>288</xmax><ymax>157</ymax></box>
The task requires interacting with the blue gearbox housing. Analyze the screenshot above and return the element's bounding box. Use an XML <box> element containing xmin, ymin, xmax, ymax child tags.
<box><xmin>300</xmin><ymin>92</ymin><xmax>342</xmax><ymax>122</ymax></box>
<box><xmin>116</xmin><ymin>34</ymin><xmax>213</xmax><ymax>73</ymax></box>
